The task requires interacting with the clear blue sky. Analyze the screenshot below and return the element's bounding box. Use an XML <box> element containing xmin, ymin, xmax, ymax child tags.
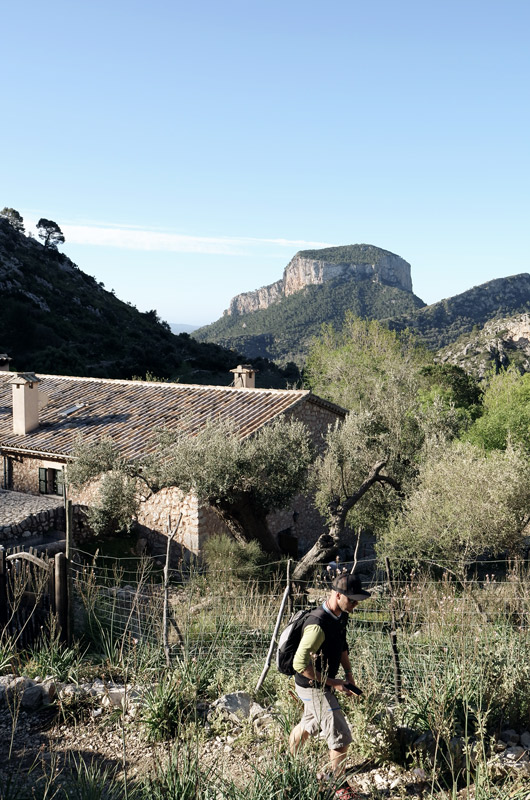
<box><xmin>2</xmin><ymin>0</ymin><xmax>529</xmax><ymax>326</ymax></box>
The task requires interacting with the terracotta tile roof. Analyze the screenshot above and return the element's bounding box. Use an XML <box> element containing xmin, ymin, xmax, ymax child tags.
<box><xmin>0</xmin><ymin>373</ymin><xmax>345</xmax><ymax>461</ymax></box>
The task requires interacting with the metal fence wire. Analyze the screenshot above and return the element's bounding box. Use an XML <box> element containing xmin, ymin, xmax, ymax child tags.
<box><xmin>66</xmin><ymin>549</ymin><xmax>530</xmax><ymax>702</ymax></box>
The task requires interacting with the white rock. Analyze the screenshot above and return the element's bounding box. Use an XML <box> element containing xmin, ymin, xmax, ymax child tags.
<box><xmin>212</xmin><ymin>691</ymin><xmax>252</xmax><ymax>719</ymax></box>
<box><xmin>101</xmin><ymin>688</ymin><xmax>128</xmax><ymax>709</ymax></box>
<box><xmin>504</xmin><ymin>746</ymin><xmax>528</xmax><ymax>761</ymax></box>
<box><xmin>249</xmin><ymin>701</ymin><xmax>266</xmax><ymax>719</ymax></box>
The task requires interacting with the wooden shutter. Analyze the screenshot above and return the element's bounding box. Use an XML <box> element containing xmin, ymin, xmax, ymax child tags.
<box><xmin>39</xmin><ymin>467</ymin><xmax>48</xmax><ymax>494</ymax></box>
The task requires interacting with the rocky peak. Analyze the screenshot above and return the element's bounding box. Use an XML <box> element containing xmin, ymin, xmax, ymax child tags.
<box><xmin>226</xmin><ymin>244</ymin><xmax>413</xmax><ymax>316</ymax></box>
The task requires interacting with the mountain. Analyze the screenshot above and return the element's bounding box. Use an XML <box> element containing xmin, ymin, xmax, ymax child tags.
<box><xmin>437</xmin><ymin>313</ymin><xmax>530</xmax><ymax>379</ymax></box>
<box><xmin>387</xmin><ymin>274</ymin><xmax>530</xmax><ymax>350</ymax></box>
<box><xmin>0</xmin><ymin>218</ymin><xmax>295</xmax><ymax>387</ymax></box>
<box><xmin>194</xmin><ymin>245</ymin><xmax>425</xmax><ymax>364</ymax></box>
<box><xmin>195</xmin><ymin>237</ymin><xmax>530</xmax><ymax>370</ymax></box>
<box><xmin>226</xmin><ymin>244</ymin><xmax>414</xmax><ymax>316</ymax></box>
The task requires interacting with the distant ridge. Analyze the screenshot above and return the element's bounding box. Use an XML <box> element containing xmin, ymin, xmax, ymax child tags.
<box><xmin>195</xmin><ymin>238</ymin><xmax>530</xmax><ymax>369</ymax></box>
<box><xmin>438</xmin><ymin>312</ymin><xmax>530</xmax><ymax>379</ymax></box>
<box><xmin>225</xmin><ymin>244</ymin><xmax>413</xmax><ymax>317</ymax></box>
<box><xmin>387</xmin><ymin>274</ymin><xmax>530</xmax><ymax>350</ymax></box>
<box><xmin>170</xmin><ymin>323</ymin><xmax>199</xmax><ymax>334</ymax></box>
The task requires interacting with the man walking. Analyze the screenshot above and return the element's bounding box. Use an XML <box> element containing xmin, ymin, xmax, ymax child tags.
<box><xmin>289</xmin><ymin>573</ymin><xmax>370</xmax><ymax>799</ymax></box>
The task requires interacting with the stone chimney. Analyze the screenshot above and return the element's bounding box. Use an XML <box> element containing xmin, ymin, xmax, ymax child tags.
<box><xmin>0</xmin><ymin>354</ymin><xmax>12</xmax><ymax>371</ymax></box>
<box><xmin>230</xmin><ymin>364</ymin><xmax>257</xmax><ymax>389</ymax></box>
<box><xmin>10</xmin><ymin>372</ymin><xmax>41</xmax><ymax>434</ymax></box>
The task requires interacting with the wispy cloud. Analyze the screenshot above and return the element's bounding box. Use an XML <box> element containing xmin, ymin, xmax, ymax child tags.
<box><xmin>57</xmin><ymin>222</ymin><xmax>334</xmax><ymax>255</ymax></box>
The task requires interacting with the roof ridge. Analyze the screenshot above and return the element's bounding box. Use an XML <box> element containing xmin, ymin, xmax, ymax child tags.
<box><xmin>24</xmin><ymin>373</ymin><xmax>310</xmax><ymax>395</ymax></box>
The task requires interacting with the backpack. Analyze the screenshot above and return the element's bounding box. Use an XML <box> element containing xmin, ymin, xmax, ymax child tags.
<box><xmin>276</xmin><ymin>607</ymin><xmax>325</xmax><ymax>676</ymax></box>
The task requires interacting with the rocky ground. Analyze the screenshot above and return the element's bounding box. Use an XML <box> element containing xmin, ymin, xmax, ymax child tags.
<box><xmin>1</xmin><ymin>676</ymin><xmax>530</xmax><ymax>798</ymax></box>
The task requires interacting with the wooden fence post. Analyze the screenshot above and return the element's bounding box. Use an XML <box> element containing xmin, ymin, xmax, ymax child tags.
<box><xmin>255</xmin><ymin>560</ymin><xmax>291</xmax><ymax>692</ymax></box>
<box><xmin>65</xmin><ymin>498</ymin><xmax>73</xmax><ymax>644</ymax></box>
<box><xmin>0</xmin><ymin>547</ymin><xmax>6</xmax><ymax>631</ymax></box>
<box><xmin>163</xmin><ymin>513</ymin><xmax>182</xmax><ymax>667</ymax></box>
<box><xmin>55</xmin><ymin>552</ymin><xmax>68</xmax><ymax>642</ymax></box>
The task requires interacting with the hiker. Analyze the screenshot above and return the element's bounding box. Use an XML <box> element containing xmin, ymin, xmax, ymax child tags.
<box><xmin>327</xmin><ymin>555</ymin><xmax>342</xmax><ymax>578</ymax></box>
<box><xmin>289</xmin><ymin>573</ymin><xmax>371</xmax><ymax>799</ymax></box>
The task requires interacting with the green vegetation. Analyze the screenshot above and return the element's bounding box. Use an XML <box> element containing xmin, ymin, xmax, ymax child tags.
<box><xmin>0</xmin><ymin>217</ymin><xmax>296</xmax><ymax>386</ymax></box>
<box><xmin>383</xmin><ymin>440</ymin><xmax>530</xmax><ymax>576</ymax></box>
<box><xmin>293</xmin><ymin>317</ymin><xmax>481</xmax><ymax>581</ymax></box>
<box><xmin>36</xmin><ymin>217</ymin><xmax>65</xmax><ymax>249</ymax></box>
<box><xmin>388</xmin><ymin>274</ymin><xmax>530</xmax><ymax>350</ymax></box>
<box><xmin>297</xmin><ymin>243</ymin><xmax>402</xmax><ymax>264</ymax></box>
<box><xmin>466</xmin><ymin>367</ymin><xmax>530</xmax><ymax>451</ymax></box>
<box><xmin>0</xmin><ymin>207</ymin><xmax>24</xmax><ymax>233</ymax></box>
<box><xmin>194</xmin><ymin>277</ymin><xmax>424</xmax><ymax>365</ymax></box>
<box><xmin>3</xmin><ymin>556</ymin><xmax>530</xmax><ymax>798</ymax></box>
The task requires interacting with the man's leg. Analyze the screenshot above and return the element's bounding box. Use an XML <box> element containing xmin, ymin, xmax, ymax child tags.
<box><xmin>289</xmin><ymin>722</ymin><xmax>310</xmax><ymax>755</ymax></box>
<box><xmin>329</xmin><ymin>744</ymin><xmax>348</xmax><ymax>778</ymax></box>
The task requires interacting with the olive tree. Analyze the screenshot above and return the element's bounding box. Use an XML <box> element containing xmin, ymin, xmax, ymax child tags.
<box><xmin>381</xmin><ymin>440</ymin><xmax>530</xmax><ymax>577</ymax></box>
<box><xmin>292</xmin><ymin>316</ymin><xmax>466</xmax><ymax>582</ymax></box>
<box><xmin>68</xmin><ymin>417</ymin><xmax>313</xmax><ymax>552</ymax></box>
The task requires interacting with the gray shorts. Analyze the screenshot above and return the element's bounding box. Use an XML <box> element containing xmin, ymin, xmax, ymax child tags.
<box><xmin>295</xmin><ymin>683</ymin><xmax>353</xmax><ymax>751</ymax></box>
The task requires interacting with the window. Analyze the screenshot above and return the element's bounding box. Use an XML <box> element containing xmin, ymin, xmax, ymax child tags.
<box><xmin>38</xmin><ymin>467</ymin><xmax>64</xmax><ymax>496</ymax></box>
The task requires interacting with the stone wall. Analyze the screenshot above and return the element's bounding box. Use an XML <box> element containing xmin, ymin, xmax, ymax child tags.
<box><xmin>2</xmin><ymin>456</ymin><xmax>94</xmax><ymax>545</ymax></box>
<box><xmin>0</xmin><ymin>489</ymin><xmax>65</xmax><ymax>544</ymax></box>
<box><xmin>134</xmin><ymin>488</ymin><xmax>230</xmax><ymax>564</ymax></box>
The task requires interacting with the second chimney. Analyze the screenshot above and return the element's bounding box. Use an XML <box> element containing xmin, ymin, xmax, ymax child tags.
<box><xmin>230</xmin><ymin>364</ymin><xmax>257</xmax><ymax>389</ymax></box>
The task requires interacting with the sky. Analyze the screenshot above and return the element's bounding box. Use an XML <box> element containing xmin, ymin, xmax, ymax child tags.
<box><xmin>2</xmin><ymin>0</ymin><xmax>529</xmax><ymax>327</ymax></box>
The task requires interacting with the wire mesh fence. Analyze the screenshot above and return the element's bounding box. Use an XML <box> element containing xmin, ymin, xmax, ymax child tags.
<box><xmin>65</xmin><ymin>548</ymin><xmax>530</xmax><ymax>706</ymax></box>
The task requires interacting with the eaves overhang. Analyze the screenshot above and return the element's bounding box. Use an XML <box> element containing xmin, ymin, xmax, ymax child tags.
<box><xmin>0</xmin><ymin>443</ymin><xmax>71</xmax><ymax>461</ymax></box>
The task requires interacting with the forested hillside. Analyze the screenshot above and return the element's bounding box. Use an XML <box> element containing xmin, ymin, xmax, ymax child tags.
<box><xmin>0</xmin><ymin>217</ymin><xmax>293</xmax><ymax>387</ymax></box>
<box><xmin>194</xmin><ymin>277</ymin><xmax>425</xmax><ymax>364</ymax></box>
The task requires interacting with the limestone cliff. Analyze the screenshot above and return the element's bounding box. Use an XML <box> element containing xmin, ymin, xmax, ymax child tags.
<box><xmin>226</xmin><ymin>244</ymin><xmax>413</xmax><ymax>316</ymax></box>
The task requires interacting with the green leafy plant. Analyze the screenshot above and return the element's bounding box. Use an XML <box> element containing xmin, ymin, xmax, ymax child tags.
<box><xmin>141</xmin><ymin>671</ymin><xmax>197</xmax><ymax>741</ymax></box>
<box><xmin>23</xmin><ymin>627</ymin><xmax>85</xmax><ymax>684</ymax></box>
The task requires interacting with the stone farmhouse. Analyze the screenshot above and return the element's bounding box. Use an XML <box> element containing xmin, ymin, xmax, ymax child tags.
<box><xmin>0</xmin><ymin>365</ymin><xmax>345</xmax><ymax>559</ymax></box>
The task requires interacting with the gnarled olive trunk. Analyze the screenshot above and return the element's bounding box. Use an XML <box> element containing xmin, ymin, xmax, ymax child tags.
<box><xmin>209</xmin><ymin>494</ymin><xmax>281</xmax><ymax>555</ymax></box>
<box><xmin>292</xmin><ymin>460</ymin><xmax>400</xmax><ymax>585</ymax></box>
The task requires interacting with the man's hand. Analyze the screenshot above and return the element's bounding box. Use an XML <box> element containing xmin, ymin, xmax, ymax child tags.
<box><xmin>335</xmin><ymin>679</ymin><xmax>363</xmax><ymax>696</ymax></box>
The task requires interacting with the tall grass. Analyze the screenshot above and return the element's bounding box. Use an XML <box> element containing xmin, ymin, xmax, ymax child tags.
<box><xmin>2</xmin><ymin>553</ymin><xmax>530</xmax><ymax>798</ymax></box>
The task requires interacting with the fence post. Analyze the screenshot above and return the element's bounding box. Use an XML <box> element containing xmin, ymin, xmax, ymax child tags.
<box><xmin>255</xmin><ymin>559</ymin><xmax>291</xmax><ymax>692</ymax></box>
<box><xmin>385</xmin><ymin>556</ymin><xmax>403</xmax><ymax>704</ymax></box>
<box><xmin>0</xmin><ymin>547</ymin><xmax>6</xmax><ymax>631</ymax></box>
<box><xmin>65</xmin><ymin>498</ymin><xmax>73</xmax><ymax>644</ymax></box>
<box><xmin>55</xmin><ymin>552</ymin><xmax>68</xmax><ymax>642</ymax></box>
<box><xmin>163</xmin><ymin>513</ymin><xmax>182</xmax><ymax>667</ymax></box>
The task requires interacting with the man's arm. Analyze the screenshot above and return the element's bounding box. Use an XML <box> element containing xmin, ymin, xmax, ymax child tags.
<box><xmin>340</xmin><ymin>650</ymin><xmax>362</xmax><ymax>694</ymax></box>
<box><xmin>293</xmin><ymin>628</ymin><xmax>355</xmax><ymax>693</ymax></box>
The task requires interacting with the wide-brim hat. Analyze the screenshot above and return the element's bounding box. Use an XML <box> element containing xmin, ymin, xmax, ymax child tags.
<box><xmin>332</xmin><ymin>573</ymin><xmax>371</xmax><ymax>601</ymax></box>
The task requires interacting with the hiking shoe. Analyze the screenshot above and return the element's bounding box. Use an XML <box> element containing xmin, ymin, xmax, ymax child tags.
<box><xmin>334</xmin><ymin>786</ymin><xmax>360</xmax><ymax>800</ymax></box>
